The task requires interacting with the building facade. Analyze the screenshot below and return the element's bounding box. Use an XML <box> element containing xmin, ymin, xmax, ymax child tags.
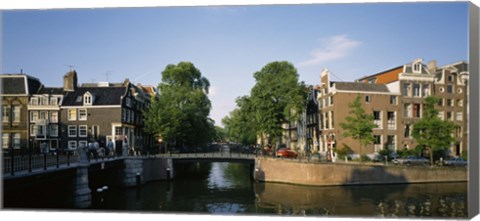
<box><xmin>1</xmin><ymin>74</ymin><xmax>42</xmax><ymax>154</ymax></box>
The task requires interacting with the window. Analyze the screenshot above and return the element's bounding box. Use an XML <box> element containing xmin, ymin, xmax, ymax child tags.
<box><xmin>122</xmin><ymin>108</ymin><xmax>126</xmax><ymax>122</ymax></box>
<box><xmin>115</xmin><ymin>127</ymin><xmax>123</xmax><ymax>140</ymax></box>
<box><xmin>30</xmin><ymin>124</ymin><xmax>36</xmax><ymax>136</ymax></box>
<box><xmin>126</xmin><ymin>97</ymin><xmax>132</xmax><ymax>107</ymax></box>
<box><xmin>78</xmin><ymin>109</ymin><xmax>87</xmax><ymax>121</ymax></box>
<box><xmin>422</xmin><ymin>84</ymin><xmax>429</xmax><ymax>97</ymax></box>
<box><xmin>390</xmin><ymin>96</ymin><xmax>397</xmax><ymax>105</ymax></box>
<box><xmin>2</xmin><ymin>133</ymin><xmax>9</xmax><ymax>149</ymax></box>
<box><xmin>79</xmin><ymin>125</ymin><xmax>88</xmax><ymax>137</ymax></box>
<box><xmin>68</xmin><ymin>109</ymin><xmax>77</xmax><ymax>121</ymax></box>
<box><xmin>30</xmin><ymin>111</ymin><xmax>37</xmax><ymax>122</ymax></box>
<box><xmin>39</xmin><ymin>111</ymin><xmax>48</xmax><ymax>120</ymax></box>
<box><xmin>50</xmin><ymin>97</ymin><xmax>58</xmax><ymax>106</ymax></box>
<box><xmin>68</xmin><ymin>141</ymin><xmax>77</xmax><ymax>150</ymax></box>
<box><xmin>41</xmin><ymin>97</ymin><xmax>49</xmax><ymax>106</ymax></box>
<box><xmin>447</xmin><ymin>99</ymin><xmax>453</xmax><ymax>107</ymax></box>
<box><xmin>448</xmin><ymin>75</ymin><xmax>454</xmax><ymax>82</ymax></box>
<box><xmin>404</xmin><ymin>124</ymin><xmax>411</xmax><ymax>138</ymax></box>
<box><xmin>13</xmin><ymin>133</ymin><xmax>20</xmax><ymax>149</ymax></box>
<box><xmin>325</xmin><ymin>112</ymin><xmax>329</xmax><ymax>129</ymax></box>
<box><xmin>2</xmin><ymin>106</ymin><xmax>10</xmax><ymax>122</ymax></box>
<box><xmin>438</xmin><ymin>98</ymin><xmax>444</xmax><ymax>106</ymax></box>
<box><xmin>84</xmin><ymin>92</ymin><xmax>93</xmax><ymax>105</ymax></box>
<box><xmin>50</xmin><ymin>112</ymin><xmax>58</xmax><ymax>123</ymax></box>
<box><xmin>12</xmin><ymin>106</ymin><xmax>21</xmax><ymax>123</ymax></box>
<box><xmin>457</xmin><ymin>88</ymin><xmax>463</xmax><ymax>94</ymax></box>
<box><xmin>365</xmin><ymin>95</ymin><xmax>371</xmax><ymax>103</ymax></box>
<box><xmin>330</xmin><ymin>111</ymin><xmax>334</xmax><ymax>129</ymax></box>
<box><xmin>439</xmin><ymin>87</ymin><xmax>445</xmax><ymax>93</ymax></box>
<box><xmin>438</xmin><ymin>111</ymin><xmax>444</xmax><ymax>120</ymax></box>
<box><xmin>91</xmin><ymin>125</ymin><xmax>100</xmax><ymax>140</ymax></box>
<box><xmin>404</xmin><ymin>104</ymin><xmax>412</xmax><ymax>118</ymax></box>
<box><xmin>413</xmin><ymin>104</ymin><xmax>421</xmax><ymax>118</ymax></box>
<box><xmin>50</xmin><ymin>125</ymin><xmax>59</xmax><ymax>137</ymax></box>
<box><xmin>402</xmin><ymin>83</ymin><xmax>410</xmax><ymax>96</ymax></box>
<box><xmin>373</xmin><ymin>135</ymin><xmax>382</xmax><ymax>152</ymax></box>
<box><xmin>456</xmin><ymin>112</ymin><xmax>463</xmax><ymax>121</ymax></box>
<box><xmin>413</xmin><ymin>63</ymin><xmax>421</xmax><ymax>73</ymax></box>
<box><xmin>330</xmin><ymin>96</ymin><xmax>334</xmax><ymax>105</ymax></box>
<box><xmin>36</xmin><ymin>124</ymin><xmax>47</xmax><ymax>138</ymax></box>
<box><xmin>413</xmin><ymin>83</ymin><xmax>420</xmax><ymax>97</ymax></box>
<box><xmin>387</xmin><ymin>135</ymin><xmax>396</xmax><ymax>149</ymax></box>
<box><xmin>30</xmin><ymin>97</ymin><xmax>39</xmax><ymax>105</ymax></box>
<box><xmin>68</xmin><ymin>125</ymin><xmax>77</xmax><ymax>137</ymax></box>
<box><xmin>447</xmin><ymin>85</ymin><xmax>453</xmax><ymax>93</ymax></box>
<box><xmin>447</xmin><ymin>112</ymin><xmax>453</xmax><ymax>121</ymax></box>
<box><xmin>387</xmin><ymin>112</ymin><xmax>396</xmax><ymax>129</ymax></box>
<box><xmin>373</xmin><ymin>111</ymin><xmax>382</xmax><ymax>128</ymax></box>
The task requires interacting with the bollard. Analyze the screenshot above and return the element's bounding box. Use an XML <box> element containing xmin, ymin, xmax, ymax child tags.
<box><xmin>385</xmin><ymin>156</ymin><xmax>388</xmax><ymax>166</ymax></box>
<box><xmin>345</xmin><ymin>156</ymin><xmax>348</xmax><ymax>162</ymax></box>
<box><xmin>136</xmin><ymin>173</ymin><xmax>142</xmax><ymax>187</ymax></box>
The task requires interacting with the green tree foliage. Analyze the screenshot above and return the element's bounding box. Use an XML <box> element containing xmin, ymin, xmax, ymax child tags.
<box><xmin>212</xmin><ymin>126</ymin><xmax>227</xmax><ymax>143</ymax></box>
<box><xmin>222</xmin><ymin>96</ymin><xmax>257</xmax><ymax>145</ymax></box>
<box><xmin>412</xmin><ymin>96</ymin><xmax>456</xmax><ymax>165</ymax></box>
<box><xmin>339</xmin><ymin>94</ymin><xmax>377</xmax><ymax>160</ymax></box>
<box><xmin>144</xmin><ymin>62</ymin><xmax>214</xmax><ymax>151</ymax></box>
<box><xmin>250</xmin><ymin>61</ymin><xmax>307</xmax><ymax>146</ymax></box>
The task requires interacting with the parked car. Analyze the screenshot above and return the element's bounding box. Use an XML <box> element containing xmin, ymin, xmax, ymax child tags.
<box><xmin>442</xmin><ymin>158</ymin><xmax>468</xmax><ymax>167</ymax></box>
<box><xmin>276</xmin><ymin>148</ymin><xmax>298</xmax><ymax>158</ymax></box>
<box><xmin>392</xmin><ymin>156</ymin><xmax>429</xmax><ymax>165</ymax></box>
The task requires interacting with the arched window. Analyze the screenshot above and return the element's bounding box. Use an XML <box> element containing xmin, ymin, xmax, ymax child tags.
<box><xmin>83</xmin><ymin>92</ymin><xmax>93</xmax><ymax>105</ymax></box>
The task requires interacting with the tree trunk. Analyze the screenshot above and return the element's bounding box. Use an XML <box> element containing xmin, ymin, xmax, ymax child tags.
<box><xmin>429</xmin><ymin>147</ymin><xmax>434</xmax><ymax>166</ymax></box>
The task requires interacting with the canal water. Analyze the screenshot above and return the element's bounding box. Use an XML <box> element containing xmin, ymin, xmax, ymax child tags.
<box><xmin>89</xmin><ymin>162</ymin><xmax>468</xmax><ymax>218</ymax></box>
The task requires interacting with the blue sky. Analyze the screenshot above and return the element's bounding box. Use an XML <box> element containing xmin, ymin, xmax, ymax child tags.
<box><xmin>2</xmin><ymin>2</ymin><xmax>469</xmax><ymax>126</ymax></box>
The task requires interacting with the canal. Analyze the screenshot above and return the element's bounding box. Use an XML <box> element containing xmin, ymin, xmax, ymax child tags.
<box><xmin>87</xmin><ymin>162</ymin><xmax>468</xmax><ymax>218</ymax></box>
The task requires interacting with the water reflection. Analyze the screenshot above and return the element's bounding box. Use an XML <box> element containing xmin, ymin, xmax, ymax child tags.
<box><xmin>88</xmin><ymin>162</ymin><xmax>467</xmax><ymax>218</ymax></box>
<box><xmin>254</xmin><ymin>181</ymin><xmax>467</xmax><ymax>218</ymax></box>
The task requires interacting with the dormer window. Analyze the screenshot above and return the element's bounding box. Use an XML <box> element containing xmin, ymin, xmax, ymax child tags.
<box><xmin>83</xmin><ymin>92</ymin><xmax>93</xmax><ymax>105</ymax></box>
<box><xmin>413</xmin><ymin>63</ymin><xmax>422</xmax><ymax>73</ymax></box>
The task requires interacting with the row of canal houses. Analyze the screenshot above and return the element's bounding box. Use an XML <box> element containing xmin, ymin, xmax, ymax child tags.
<box><xmin>1</xmin><ymin>70</ymin><xmax>157</xmax><ymax>155</ymax></box>
<box><xmin>285</xmin><ymin>59</ymin><xmax>469</xmax><ymax>159</ymax></box>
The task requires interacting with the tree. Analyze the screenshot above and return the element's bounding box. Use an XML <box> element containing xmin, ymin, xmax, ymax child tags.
<box><xmin>222</xmin><ymin>96</ymin><xmax>257</xmax><ymax>146</ymax></box>
<box><xmin>339</xmin><ymin>94</ymin><xmax>377</xmax><ymax>161</ymax></box>
<box><xmin>250</xmin><ymin>61</ymin><xmax>307</xmax><ymax>147</ymax></box>
<box><xmin>143</xmin><ymin>62</ymin><xmax>214</xmax><ymax>152</ymax></box>
<box><xmin>412</xmin><ymin>96</ymin><xmax>456</xmax><ymax>165</ymax></box>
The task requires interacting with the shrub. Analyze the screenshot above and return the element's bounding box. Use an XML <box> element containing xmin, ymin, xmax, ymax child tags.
<box><xmin>336</xmin><ymin>144</ymin><xmax>353</xmax><ymax>161</ymax></box>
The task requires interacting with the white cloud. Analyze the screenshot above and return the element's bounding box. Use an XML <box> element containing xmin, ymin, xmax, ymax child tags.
<box><xmin>298</xmin><ymin>35</ymin><xmax>362</xmax><ymax>67</ymax></box>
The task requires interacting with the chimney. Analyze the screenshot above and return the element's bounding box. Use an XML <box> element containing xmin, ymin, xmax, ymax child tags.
<box><xmin>427</xmin><ymin>60</ymin><xmax>437</xmax><ymax>74</ymax></box>
<box><xmin>63</xmin><ymin>70</ymin><xmax>78</xmax><ymax>92</ymax></box>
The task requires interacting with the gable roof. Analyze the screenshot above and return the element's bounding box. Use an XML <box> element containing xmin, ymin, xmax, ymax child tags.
<box><xmin>62</xmin><ymin>86</ymin><xmax>127</xmax><ymax>106</ymax></box>
<box><xmin>334</xmin><ymin>82</ymin><xmax>390</xmax><ymax>93</ymax></box>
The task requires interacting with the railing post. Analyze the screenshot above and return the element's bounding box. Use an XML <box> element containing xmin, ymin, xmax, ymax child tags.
<box><xmin>29</xmin><ymin>149</ymin><xmax>32</xmax><ymax>173</ymax></box>
<box><xmin>67</xmin><ymin>150</ymin><xmax>70</xmax><ymax>166</ymax></box>
<box><xmin>56</xmin><ymin>149</ymin><xmax>60</xmax><ymax>168</ymax></box>
<box><xmin>10</xmin><ymin>148</ymin><xmax>15</xmax><ymax>176</ymax></box>
<box><xmin>43</xmin><ymin>153</ymin><xmax>47</xmax><ymax>170</ymax></box>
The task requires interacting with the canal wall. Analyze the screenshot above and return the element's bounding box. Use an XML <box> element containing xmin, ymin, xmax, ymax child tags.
<box><xmin>123</xmin><ymin>157</ymin><xmax>173</xmax><ymax>187</ymax></box>
<box><xmin>255</xmin><ymin>158</ymin><xmax>467</xmax><ymax>186</ymax></box>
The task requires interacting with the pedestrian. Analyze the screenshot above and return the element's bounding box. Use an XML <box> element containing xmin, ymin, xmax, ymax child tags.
<box><xmin>107</xmin><ymin>139</ymin><xmax>114</xmax><ymax>158</ymax></box>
